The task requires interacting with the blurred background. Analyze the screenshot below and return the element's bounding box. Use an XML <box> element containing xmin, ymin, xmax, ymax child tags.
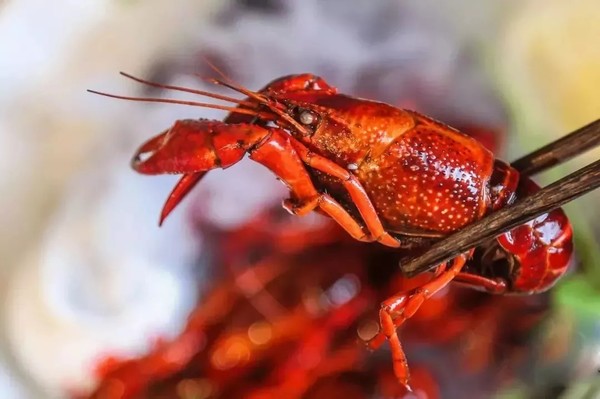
<box><xmin>0</xmin><ymin>0</ymin><xmax>599</xmax><ymax>398</ymax></box>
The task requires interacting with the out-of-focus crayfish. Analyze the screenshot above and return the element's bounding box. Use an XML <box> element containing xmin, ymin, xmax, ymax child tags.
<box><xmin>90</xmin><ymin>72</ymin><xmax>573</xmax><ymax>391</ymax></box>
<box><xmin>84</xmin><ymin>203</ymin><xmax>554</xmax><ymax>399</ymax></box>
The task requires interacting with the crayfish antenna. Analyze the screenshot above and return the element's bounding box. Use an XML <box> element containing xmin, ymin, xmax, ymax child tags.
<box><xmin>199</xmin><ymin>77</ymin><xmax>310</xmax><ymax>136</ymax></box>
<box><xmin>199</xmin><ymin>56</ymin><xmax>311</xmax><ymax>135</ymax></box>
<box><xmin>118</xmin><ymin>71</ymin><xmax>255</xmax><ymax>107</ymax></box>
<box><xmin>198</xmin><ymin>55</ymin><xmax>271</xmax><ymax>105</ymax></box>
<box><xmin>201</xmin><ymin>55</ymin><xmax>234</xmax><ymax>84</ymax></box>
<box><xmin>86</xmin><ymin>90</ymin><xmax>275</xmax><ymax>119</ymax></box>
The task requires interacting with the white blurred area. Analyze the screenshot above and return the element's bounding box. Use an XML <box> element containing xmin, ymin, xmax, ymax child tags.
<box><xmin>1</xmin><ymin>0</ymin><xmax>599</xmax><ymax>397</ymax></box>
<box><xmin>0</xmin><ymin>0</ymin><xmax>224</xmax><ymax>396</ymax></box>
<box><xmin>5</xmin><ymin>165</ymin><xmax>203</xmax><ymax>396</ymax></box>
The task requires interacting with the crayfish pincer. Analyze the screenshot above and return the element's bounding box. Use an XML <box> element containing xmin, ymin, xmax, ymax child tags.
<box><xmin>92</xmin><ymin>72</ymin><xmax>573</xmax><ymax>392</ymax></box>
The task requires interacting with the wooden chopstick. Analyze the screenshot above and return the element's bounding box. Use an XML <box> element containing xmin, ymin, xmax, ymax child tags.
<box><xmin>512</xmin><ymin>119</ymin><xmax>600</xmax><ymax>176</ymax></box>
<box><xmin>400</xmin><ymin>119</ymin><xmax>600</xmax><ymax>277</ymax></box>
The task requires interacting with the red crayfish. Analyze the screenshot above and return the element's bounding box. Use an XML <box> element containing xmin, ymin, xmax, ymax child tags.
<box><xmin>91</xmin><ymin>72</ymin><xmax>573</xmax><ymax>391</ymax></box>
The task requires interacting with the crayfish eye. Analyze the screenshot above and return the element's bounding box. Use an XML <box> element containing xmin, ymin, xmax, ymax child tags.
<box><xmin>298</xmin><ymin>109</ymin><xmax>317</xmax><ymax>125</ymax></box>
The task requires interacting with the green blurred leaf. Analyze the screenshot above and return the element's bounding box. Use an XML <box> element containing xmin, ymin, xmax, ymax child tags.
<box><xmin>559</xmin><ymin>377</ymin><xmax>600</xmax><ymax>399</ymax></box>
<box><xmin>492</xmin><ymin>384</ymin><xmax>528</xmax><ymax>399</ymax></box>
<box><xmin>555</xmin><ymin>275</ymin><xmax>600</xmax><ymax>319</ymax></box>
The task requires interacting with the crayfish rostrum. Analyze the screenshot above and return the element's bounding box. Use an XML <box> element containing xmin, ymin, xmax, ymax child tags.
<box><xmin>93</xmin><ymin>73</ymin><xmax>573</xmax><ymax>391</ymax></box>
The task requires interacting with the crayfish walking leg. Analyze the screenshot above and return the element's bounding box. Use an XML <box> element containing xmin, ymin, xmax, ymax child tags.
<box><xmin>366</xmin><ymin>251</ymin><xmax>472</xmax><ymax>391</ymax></box>
<box><xmin>288</xmin><ymin>139</ymin><xmax>400</xmax><ymax>248</ymax></box>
